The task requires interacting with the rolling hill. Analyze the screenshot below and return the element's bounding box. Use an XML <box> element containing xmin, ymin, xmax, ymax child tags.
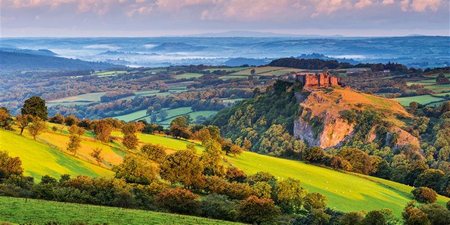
<box><xmin>0</xmin><ymin>49</ymin><xmax>123</xmax><ymax>72</ymax></box>
<box><xmin>1</xmin><ymin>124</ymin><xmax>448</xmax><ymax>217</ymax></box>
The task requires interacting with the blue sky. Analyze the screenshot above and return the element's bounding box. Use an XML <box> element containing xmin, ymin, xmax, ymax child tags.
<box><xmin>1</xmin><ymin>0</ymin><xmax>449</xmax><ymax>37</ymax></box>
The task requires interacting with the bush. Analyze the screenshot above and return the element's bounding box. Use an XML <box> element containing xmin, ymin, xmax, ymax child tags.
<box><xmin>361</xmin><ymin>209</ymin><xmax>396</xmax><ymax>225</ymax></box>
<box><xmin>237</xmin><ymin>195</ymin><xmax>281</xmax><ymax>224</ymax></box>
<box><xmin>200</xmin><ymin>194</ymin><xmax>238</xmax><ymax>221</ymax></box>
<box><xmin>225</xmin><ymin>167</ymin><xmax>247</xmax><ymax>183</ymax></box>
<box><xmin>156</xmin><ymin>188</ymin><xmax>200</xmax><ymax>215</ymax></box>
<box><xmin>304</xmin><ymin>193</ymin><xmax>327</xmax><ymax>211</ymax></box>
<box><xmin>412</xmin><ymin>187</ymin><xmax>437</xmax><ymax>203</ymax></box>
<box><xmin>339</xmin><ymin>211</ymin><xmax>365</xmax><ymax>225</ymax></box>
<box><xmin>303</xmin><ymin>147</ymin><xmax>325</xmax><ymax>163</ymax></box>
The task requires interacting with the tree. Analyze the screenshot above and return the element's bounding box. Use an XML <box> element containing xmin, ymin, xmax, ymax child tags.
<box><xmin>122</xmin><ymin>133</ymin><xmax>139</xmax><ymax>150</ymax></box>
<box><xmin>338</xmin><ymin>147</ymin><xmax>374</xmax><ymax>175</ymax></box>
<box><xmin>170</xmin><ymin>116</ymin><xmax>192</xmax><ymax>139</ymax></box>
<box><xmin>16</xmin><ymin>114</ymin><xmax>31</xmax><ymax>135</ymax></box>
<box><xmin>225</xmin><ymin>167</ymin><xmax>247</xmax><ymax>183</ymax></box>
<box><xmin>93</xmin><ymin>120</ymin><xmax>113</xmax><ymax>143</ymax></box>
<box><xmin>412</xmin><ymin>187</ymin><xmax>437</xmax><ymax>203</ymax></box>
<box><xmin>160</xmin><ymin>149</ymin><xmax>203</xmax><ymax>188</ymax></box>
<box><xmin>339</xmin><ymin>212</ymin><xmax>365</xmax><ymax>225</ymax></box>
<box><xmin>28</xmin><ymin>117</ymin><xmax>46</xmax><ymax>140</ymax></box>
<box><xmin>49</xmin><ymin>113</ymin><xmax>65</xmax><ymax>124</ymax></box>
<box><xmin>90</xmin><ymin>148</ymin><xmax>103</xmax><ymax>165</ymax></box>
<box><xmin>0</xmin><ymin>151</ymin><xmax>23</xmax><ymax>179</ymax></box>
<box><xmin>200</xmin><ymin>194</ymin><xmax>238</xmax><ymax>221</ymax></box>
<box><xmin>114</xmin><ymin>155</ymin><xmax>158</xmax><ymax>185</ymax></box>
<box><xmin>303</xmin><ymin>146</ymin><xmax>325</xmax><ymax>163</ymax></box>
<box><xmin>330</xmin><ymin>155</ymin><xmax>353</xmax><ymax>171</ymax></box>
<box><xmin>64</xmin><ymin>115</ymin><xmax>79</xmax><ymax>126</ymax></box>
<box><xmin>201</xmin><ymin>139</ymin><xmax>225</xmax><ymax>176</ymax></box>
<box><xmin>67</xmin><ymin>134</ymin><xmax>81</xmax><ymax>155</ymax></box>
<box><xmin>275</xmin><ymin>178</ymin><xmax>306</xmax><ymax>213</ymax></box>
<box><xmin>304</xmin><ymin>192</ymin><xmax>327</xmax><ymax>211</ymax></box>
<box><xmin>253</xmin><ymin>182</ymin><xmax>272</xmax><ymax>198</ymax></box>
<box><xmin>69</xmin><ymin>125</ymin><xmax>85</xmax><ymax>136</ymax></box>
<box><xmin>21</xmin><ymin>96</ymin><xmax>48</xmax><ymax>120</ymax></box>
<box><xmin>361</xmin><ymin>209</ymin><xmax>396</xmax><ymax>225</ymax></box>
<box><xmin>419</xmin><ymin>203</ymin><xmax>450</xmax><ymax>225</ymax></box>
<box><xmin>0</xmin><ymin>107</ymin><xmax>13</xmax><ymax>130</ymax></box>
<box><xmin>141</xmin><ymin>144</ymin><xmax>166</xmax><ymax>163</ymax></box>
<box><xmin>414</xmin><ymin>169</ymin><xmax>445</xmax><ymax>191</ymax></box>
<box><xmin>237</xmin><ymin>196</ymin><xmax>280</xmax><ymax>224</ymax></box>
<box><xmin>403</xmin><ymin>202</ymin><xmax>431</xmax><ymax>225</ymax></box>
<box><xmin>156</xmin><ymin>188</ymin><xmax>200</xmax><ymax>215</ymax></box>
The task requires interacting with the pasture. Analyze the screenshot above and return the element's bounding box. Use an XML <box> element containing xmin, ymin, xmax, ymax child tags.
<box><xmin>226</xmin><ymin>151</ymin><xmax>449</xmax><ymax>216</ymax></box>
<box><xmin>0</xmin><ymin>196</ymin><xmax>239</xmax><ymax>225</ymax></box>
<box><xmin>0</xmin><ymin>129</ymin><xmax>113</xmax><ymax>179</ymax></box>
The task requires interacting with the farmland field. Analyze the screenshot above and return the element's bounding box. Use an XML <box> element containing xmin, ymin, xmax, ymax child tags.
<box><xmin>0</xmin><ymin>196</ymin><xmax>239</xmax><ymax>225</ymax></box>
<box><xmin>47</xmin><ymin>92</ymin><xmax>106</xmax><ymax>106</ymax></box>
<box><xmin>175</xmin><ymin>72</ymin><xmax>203</xmax><ymax>79</ymax></box>
<box><xmin>395</xmin><ymin>94</ymin><xmax>447</xmax><ymax>106</ymax></box>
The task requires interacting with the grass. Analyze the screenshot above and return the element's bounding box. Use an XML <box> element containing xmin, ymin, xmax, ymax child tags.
<box><xmin>0</xmin><ymin>196</ymin><xmax>239</xmax><ymax>225</ymax></box>
<box><xmin>395</xmin><ymin>95</ymin><xmax>446</xmax><ymax>106</ymax></box>
<box><xmin>175</xmin><ymin>73</ymin><xmax>203</xmax><ymax>79</ymax></box>
<box><xmin>226</xmin><ymin>151</ymin><xmax>449</xmax><ymax>216</ymax></box>
<box><xmin>47</xmin><ymin>92</ymin><xmax>106</xmax><ymax>106</ymax></box>
<box><xmin>114</xmin><ymin>107</ymin><xmax>217</xmax><ymax>126</ymax></box>
<box><xmin>0</xmin><ymin>130</ymin><xmax>113</xmax><ymax>179</ymax></box>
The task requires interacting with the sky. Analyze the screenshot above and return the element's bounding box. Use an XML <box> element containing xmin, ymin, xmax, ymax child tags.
<box><xmin>0</xmin><ymin>0</ymin><xmax>449</xmax><ymax>37</ymax></box>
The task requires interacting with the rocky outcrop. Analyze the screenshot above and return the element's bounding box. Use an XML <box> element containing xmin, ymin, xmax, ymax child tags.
<box><xmin>293</xmin><ymin>88</ymin><xmax>419</xmax><ymax>149</ymax></box>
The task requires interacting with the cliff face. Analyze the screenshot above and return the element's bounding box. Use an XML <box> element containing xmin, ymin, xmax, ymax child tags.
<box><xmin>293</xmin><ymin>88</ymin><xmax>419</xmax><ymax>149</ymax></box>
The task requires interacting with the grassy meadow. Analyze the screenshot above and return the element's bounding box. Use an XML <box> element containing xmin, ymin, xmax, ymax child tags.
<box><xmin>0</xmin><ymin>196</ymin><xmax>239</xmax><ymax>225</ymax></box>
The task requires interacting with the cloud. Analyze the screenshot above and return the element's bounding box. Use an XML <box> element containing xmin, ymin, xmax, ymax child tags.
<box><xmin>400</xmin><ymin>0</ymin><xmax>442</xmax><ymax>12</ymax></box>
<box><xmin>354</xmin><ymin>0</ymin><xmax>373</xmax><ymax>9</ymax></box>
<box><xmin>382</xmin><ymin>0</ymin><xmax>395</xmax><ymax>5</ymax></box>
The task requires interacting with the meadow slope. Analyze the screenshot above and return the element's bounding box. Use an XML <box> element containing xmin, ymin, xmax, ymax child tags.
<box><xmin>0</xmin><ymin>196</ymin><xmax>240</xmax><ymax>225</ymax></box>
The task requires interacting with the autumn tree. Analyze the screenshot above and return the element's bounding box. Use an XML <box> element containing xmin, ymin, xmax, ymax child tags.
<box><xmin>69</xmin><ymin>125</ymin><xmax>85</xmax><ymax>136</ymax></box>
<box><xmin>21</xmin><ymin>96</ymin><xmax>48</xmax><ymax>120</ymax></box>
<box><xmin>16</xmin><ymin>114</ymin><xmax>31</xmax><ymax>135</ymax></box>
<box><xmin>93</xmin><ymin>120</ymin><xmax>113</xmax><ymax>143</ymax></box>
<box><xmin>67</xmin><ymin>134</ymin><xmax>81</xmax><ymax>155</ymax></box>
<box><xmin>275</xmin><ymin>178</ymin><xmax>306</xmax><ymax>213</ymax></box>
<box><xmin>169</xmin><ymin>116</ymin><xmax>192</xmax><ymax>139</ymax></box>
<box><xmin>412</xmin><ymin>187</ymin><xmax>437</xmax><ymax>203</ymax></box>
<box><xmin>201</xmin><ymin>139</ymin><xmax>226</xmax><ymax>176</ymax></box>
<box><xmin>28</xmin><ymin>117</ymin><xmax>46</xmax><ymax>140</ymax></box>
<box><xmin>114</xmin><ymin>155</ymin><xmax>158</xmax><ymax>184</ymax></box>
<box><xmin>141</xmin><ymin>144</ymin><xmax>166</xmax><ymax>163</ymax></box>
<box><xmin>122</xmin><ymin>122</ymin><xmax>139</xmax><ymax>150</ymax></box>
<box><xmin>160</xmin><ymin>149</ymin><xmax>203</xmax><ymax>188</ymax></box>
<box><xmin>0</xmin><ymin>107</ymin><xmax>13</xmax><ymax>130</ymax></box>
<box><xmin>303</xmin><ymin>192</ymin><xmax>327</xmax><ymax>211</ymax></box>
<box><xmin>237</xmin><ymin>196</ymin><xmax>281</xmax><ymax>224</ymax></box>
<box><xmin>156</xmin><ymin>188</ymin><xmax>200</xmax><ymax>215</ymax></box>
<box><xmin>90</xmin><ymin>148</ymin><xmax>103</xmax><ymax>165</ymax></box>
<box><xmin>0</xmin><ymin>151</ymin><xmax>23</xmax><ymax>179</ymax></box>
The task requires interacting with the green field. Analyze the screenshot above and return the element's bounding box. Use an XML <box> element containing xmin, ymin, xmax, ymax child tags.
<box><xmin>175</xmin><ymin>72</ymin><xmax>204</xmax><ymax>79</ymax></box>
<box><xmin>0</xmin><ymin>130</ymin><xmax>113</xmax><ymax>179</ymax></box>
<box><xmin>0</xmin><ymin>196</ymin><xmax>239</xmax><ymax>225</ymax></box>
<box><xmin>47</xmin><ymin>92</ymin><xmax>106</xmax><ymax>106</ymax></box>
<box><xmin>395</xmin><ymin>95</ymin><xmax>447</xmax><ymax>106</ymax></box>
<box><xmin>94</xmin><ymin>70</ymin><xmax>128</xmax><ymax>77</ymax></box>
<box><xmin>114</xmin><ymin>107</ymin><xmax>217</xmax><ymax>126</ymax></box>
<box><xmin>226</xmin><ymin>151</ymin><xmax>449</xmax><ymax>216</ymax></box>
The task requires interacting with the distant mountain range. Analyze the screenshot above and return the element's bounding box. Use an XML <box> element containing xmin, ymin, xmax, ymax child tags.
<box><xmin>0</xmin><ymin>48</ymin><xmax>124</xmax><ymax>72</ymax></box>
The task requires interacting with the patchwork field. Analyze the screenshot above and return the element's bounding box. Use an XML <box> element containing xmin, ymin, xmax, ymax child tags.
<box><xmin>47</xmin><ymin>92</ymin><xmax>106</xmax><ymax>106</ymax></box>
<box><xmin>0</xmin><ymin>196</ymin><xmax>239</xmax><ymax>225</ymax></box>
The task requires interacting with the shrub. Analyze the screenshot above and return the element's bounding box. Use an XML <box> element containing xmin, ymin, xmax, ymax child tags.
<box><xmin>200</xmin><ymin>194</ymin><xmax>238</xmax><ymax>221</ymax></box>
<box><xmin>339</xmin><ymin>211</ymin><xmax>365</xmax><ymax>225</ymax></box>
<box><xmin>224</xmin><ymin>182</ymin><xmax>254</xmax><ymax>200</ymax></box>
<box><xmin>303</xmin><ymin>147</ymin><xmax>325</xmax><ymax>163</ymax></box>
<box><xmin>160</xmin><ymin>149</ymin><xmax>203</xmax><ymax>188</ymax></box>
<box><xmin>225</xmin><ymin>167</ymin><xmax>247</xmax><ymax>183</ymax></box>
<box><xmin>252</xmin><ymin>181</ymin><xmax>272</xmax><ymax>198</ymax></box>
<box><xmin>156</xmin><ymin>188</ymin><xmax>200</xmax><ymax>215</ymax></box>
<box><xmin>275</xmin><ymin>178</ymin><xmax>306</xmax><ymax>214</ymax></box>
<box><xmin>412</xmin><ymin>187</ymin><xmax>437</xmax><ymax>203</ymax></box>
<box><xmin>361</xmin><ymin>209</ymin><xmax>396</xmax><ymax>225</ymax></box>
<box><xmin>114</xmin><ymin>155</ymin><xmax>158</xmax><ymax>185</ymax></box>
<box><xmin>237</xmin><ymin>195</ymin><xmax>281</xmax><ymax>224</ymax></box>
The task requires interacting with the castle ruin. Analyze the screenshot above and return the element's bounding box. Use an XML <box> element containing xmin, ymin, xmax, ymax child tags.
<box><xmin>283</xmin><ymin>72</ymin><xmax>341</xmax><ymax>88</ymax></box>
